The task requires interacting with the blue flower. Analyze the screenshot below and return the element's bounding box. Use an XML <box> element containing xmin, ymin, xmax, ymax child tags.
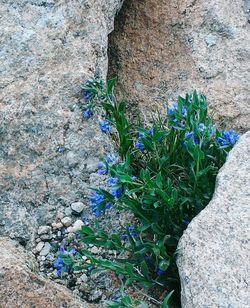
<box><xmin>99</xmin><ymin>120</ymin><xmax>111</xmax><ymax>133</ymax></box>
<box><xmin>148</xmin><ymin>128</ymin><xmax>154</xmax><ymax>136</ymax></box>
<box><xmin>135</xmin><ymin>138</ymin><xmax>145</xmax><ymax>151</ymax></box>
<box><xmin>53</xmin><ymin>255</ymin><xmax>70</xmax><ymax>276</ymax></box>
<box><xmin>69</xmin><ymin>248</ymin><xmax>77</xmax><ymax>255</ymax></box>
<box><xmin>156</xmin><ymin>268</ymin><xmax>166</xmax><ymax>276</ymax></box>
<box><xmin>59</xmin><ymin>246</ymin><xmax>65</xmax><ymax>253</ymax></box>
<box><xmin>217</xmin><ymin>130</ymin><xmax>240</xmax><ymax>146</ymax></box>
<box><xmin>121</xmin><ymin>226</ymin><xmax>138</xmax><ymax>239</ymax></box>
<box><xmin>83</xmin><ymin>90</ymin><xmax>94</xmax><ymax>101</ymax></box>
<box><xmin>90</xmin><ymin>192</ymin><xmax>104</xmax><ymax>206</ymax></box>
<box><xmin>185</xmin><ymin>131</ymin><xmax>200</xmax><ymax>145</ymax></box>
<box><xmin>183</xmin><ymin>219</ymin><xmax>190</xmax><ymax>226</ymax></box>
<box><xmin>83</xmin><ymin>108</ymin><xmax>93</xmax><ymax>119</ymax></box>
<box><xmin>57</xmin><ymin>146</ymin><xmax>66</xmax><ymax>154</ymax></box>
<box><xmin>111</xmin><ymin>187</ymin><xmax>123</xmax><ymax>198</ymax></box>
<box><xmin>107</xmin><ymin>177</ymin><xmax>119</xmax><ymax>186</ymax></box>
<box><xmin>198</xmin><ymin>123</ymin><xmax>206</xmax><ymax>132</ymax></box>
<box><xmin>167</xmin><ymin>104</ymin><xmax>178</xmax><ymax>116</ymax></box>
<box><xmin>185</xmin><ymin>131</ymin><xmax>194</xmax><ymax>139</ymax></box>
<box><xmin>182</xmin><ymin>106</ymin><xmax>188</xmax><ymax>117</ymax></box>
<box><xmin>97</xmin><ymin>162</ymin><xmax>107</xmax><ymax>175</ymax></box>
<box><xmin>105</xmin><ymin>202</ymin><xmax>112</xmax><ymax>209</ymax></box>
<box><xmin>105</xmin><ymin>153</ymin><xmax>119</xmax><ymax>164</ymax></box>
<box><xmin>89</xmin><ymin>192</ymin><xmax>113</xmax><ymax>216</ymax></box>
<box><xmin>131</xmin><ymin>176</ymin><xmax>137</xmax><ymax>181</ymax></box>
<box><xmin>54</xmin><ymin>256</ymin><xmax>64</xmax><ymax>269</ymax></box>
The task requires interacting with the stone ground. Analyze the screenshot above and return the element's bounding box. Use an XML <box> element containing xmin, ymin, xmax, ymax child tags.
<box><xmin>0</xmin><ymin>0</ymin><xmax>249</xmax><ymax>307</ymax></box>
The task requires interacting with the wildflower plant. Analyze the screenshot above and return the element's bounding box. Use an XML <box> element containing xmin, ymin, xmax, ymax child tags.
<box><xmin>76</xmin><ymin>79</ymin><xmax>240</xmax><ymax>306</ymax></box>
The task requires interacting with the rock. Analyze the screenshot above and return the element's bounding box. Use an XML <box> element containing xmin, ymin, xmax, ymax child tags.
<box><xmin>71</xmin><ymin>202</ymin><xmax>86</xmax><ymax>214</ymax></box>
<box><xmin>61</xmin><ymin>217</ymin><xmax>73</xmax><ymax>227</ymax></box>
<box><xmin>40</xmin><ymin>242</ymin><xmax>51</xmax><ymax>256</ymax></box>
<box><xmin>72</xmin><ymin>219</ymin><xmax>84</xmax><ymax>232</ymax></box>
<box><xmin>65</xmin><ymin>207</ymin><xmax>72</xmax><ymax>216</ymax></box>
<box><xmin>52</xmin><ymin>222</ymin><xmax>63</xmax><ymax>229</ymax></box>
<box><xmin>35</xmin><ymin>241</ymin><xmax>45</xmax><ymax>254</ymax></box>
<box><xmin>89</xmin><ymin>290</ymin><xmax>103</xmax><ymax>302</ymax></box>
<box><xmin>80</xmin><ymin>273</ymin><xmax>89</xmax><ymax>283</ymax></box>
<box><xmin>37</xmin><ymin>225</ymin><xmax>52</xmax><ymax>235</ymax></box>
<box><xmin>177</xmin><ymin>132</ymin><xmax>250</xmax><ymax>307</ymax></box>
<box><xmin>0</xmin><ymin>0</ymin><xmax>122</xmax><ymax>246</ymax></box>
<box><xmin>109</xmin><ymin>0</ymin><xmax>250</xmax><ymax>131</ymax></box>
<box><xmin>90</xmin><ymin>246</ymin><xmax>99</xmax><ymax>254</ymax></box>
<box><xmin>0</xmin><ymin>237</ymin><xmax>92</xmax><ymax>307</ymax></box>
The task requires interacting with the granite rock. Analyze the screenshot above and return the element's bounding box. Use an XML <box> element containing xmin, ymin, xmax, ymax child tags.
<box><xmin>109</xmin><ymin>0</ymin><xmax>250</xmax><ymax>131</ymax></box>
<box><xmin>0</xmin><ymin>0</ymin><xmax>123</xmax><ymax>246</ymax></box>
<box><xmin>0</xmin><ymin>237</ymin><xmax>93</xmax><ymax>307</ymax></box>
<box><xmin>177</xmin><ymin>131</ymin><xmax>250</xmax><ymax>307</ymax></box>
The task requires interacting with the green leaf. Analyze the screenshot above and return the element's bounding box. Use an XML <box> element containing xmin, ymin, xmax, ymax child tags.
<box><xmin>158</xmin><ymin>259</ymin><xmax>170</xmax><ymax>271</ymax></box>
<box><xmin>161</xmin><ymin>290</ymin><xmax>175</xmax><ymax>308</ymax></box>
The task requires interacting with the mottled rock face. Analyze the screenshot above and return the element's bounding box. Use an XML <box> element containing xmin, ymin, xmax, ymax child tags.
<box><xmin>0</xmin><ymin>0</ymin><xmax>123</xmax><ymax>245</ymax></box>
<box><xmin>0</xmin><ymin>237</ymin><xmax>93</xmax><ymax>307</ymax></box>
<box><xmin>109</xmin><ymin>0</ymin><xmax>250</xmax><ymax>130</ymax></box>
<box><xmin>177</xmin><ymin>132</ymin><xmax>250</xmax><ymax>307</ymax></box>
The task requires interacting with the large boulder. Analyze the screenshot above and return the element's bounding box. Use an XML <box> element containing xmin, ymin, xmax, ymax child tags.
<box><xmin>0</xmin><ymin>0</ymin><xmax>123</xmax><ymax>245</ymax></box>
<box><xmin>177</xmin><ymin>131</ymin><xmax>250</xmax><ymax>307</ymax></box>
<box><xmin>109</xmin><ymin>0</ymin><xmax>250</xmax><ymax>131</ymax></box>
<box><xmin>0</xmin><ymin>237</ymin><xmax>93</xmax><ymax>307</ymax></box>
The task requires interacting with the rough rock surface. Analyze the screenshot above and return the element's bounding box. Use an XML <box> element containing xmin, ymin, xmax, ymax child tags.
<box><xmin>109</xmin><ymin>0</ymin><xmax>250</xmax><ymax>130</ymax></box>
<box><xmin>0</xmin><ymin>0</ymin><xmax>123</xmax><ymax>246</ymax></box>
<box><xmin>0</xmin><ymin>237</ymin><xmax>93</xmax><ymax>308</ymax></box>
<box><xmin>177</xmin><ymin>131</ymin><xmax>250</xmax><ymax>307</ymax></box>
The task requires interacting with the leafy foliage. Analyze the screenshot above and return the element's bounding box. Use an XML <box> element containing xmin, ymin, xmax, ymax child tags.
<box><xmin>76</xmin><ymin>79</ymin><xmax>239</xmax><ymax>307</ymax></box>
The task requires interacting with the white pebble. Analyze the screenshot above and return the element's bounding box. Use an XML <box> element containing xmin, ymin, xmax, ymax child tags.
<box><xmin>37</xmin><ymin>225</ymin><xmax>51</xmax><ymax>235</ymax></box>
<box><xmin>80</xmin><ymin>273</ymin><xmax>88</xmax><ymax>283</ymax></box>
<box><xmin>71</xmin><ymin>201</ymin><xmax>86</xmax><ymax>214</ymax></box>
<box><xmin>35</xmin><ymin>241</ymin><xmax>45</xmax><ymax>253</ymax></box>
<box><xmin>40</xmin><ymin>242</ymin><xmax>51</xmax><ymax>256</ymax></box>
<box><xmin>61</xmin><ymin>216</ymin><xmax>72</xmax><ymax>227</ymax></box>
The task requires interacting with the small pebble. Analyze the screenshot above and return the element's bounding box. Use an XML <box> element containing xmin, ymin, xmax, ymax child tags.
<box><xmin>37</xmin><ymin>225</ymin><xmax>51</xmax><ymax>235</ymax></box>
<box><xmin>64</xmin><ymin>207</ymin><xmax>72</xmax><ymax>216</ymax></box>
<box><xmin>40</xmin><ymin>233</ymin><xmax>53</xmax><ymax>241</ymax></box>
<box><xmin>90</xmin><ymin>246</ymin><xmax>99</xmax><ymax>254</ymax></box>
<box><xmin>72</xmin><ymin>219</ymin><xmax>84</xmax><ymax>232</ymax></box>
<box><xmin>56</xmin><ymin>212</ymin><xmax>64</xmax><ymax>221</ymax></box>
<box><xmin>80</xmin><ymin>273</ymin><xmax>88</xmax><ymax>283</ymax></box>
<box><xmin>61</xmin><ymin>216</ymin><xmax>72</xmax><ymax>227</ymax></box>
<box><xmin>52</xmin><ymin>222</ymin><xmax>63</xmax><ymax>230</ymax></box>
<box><xmin>35</xmin><ymin>241</ymin><xmax>45</xmax><ymax>253</ymax></box>
<box><xmin>71</xmin><ymin>201</ymin><xmax>85</xmax><ymax>214</ymax></box>
<box><xmin>40</xmin><ymin>242</ymin><xmax>51</xmax><ymax>256</ymax></box>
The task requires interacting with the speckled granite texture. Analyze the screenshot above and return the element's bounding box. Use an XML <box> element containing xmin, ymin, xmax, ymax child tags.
<box><xmin>177</xmin><ymin>131</ymin><xmax>250</xmax><ymax>307</ymax></box>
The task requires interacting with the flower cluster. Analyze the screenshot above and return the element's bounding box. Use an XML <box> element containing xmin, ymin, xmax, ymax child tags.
<box><xmin>83</xmin><ymin>89</ymin><xmax>94</xmax><ymax>102</ymax></box>
<box><xmin>121</xmin><ymin>226</ymin><xmax>138</xmax><ymax>240</ymax></box>
<box><xmin>217</xmin><ymin>130</ymin><xmax>240</xmax><ymax>147</ymax></box>
<box><xmin>53</xmin><ymin>246</ymin><xmax>77</xmax><ymax>276</ymax></box>
<box><xmin>167</xmin><ymin>103</ymin><xmax>187</xmax><ymax>117</ymax></box>
<box><xmin>97</xmin><ymin>153</ymin><xmax>119</xmax><ymax>175</ymax></box>
<box><xmin>99</xmin><ymin>119</ymin><xmax>111</xmax><ymax>133</ymax></box>
<box><xmin>89</xmin><ymin>191</ymin><xmax>112</xmax><ymax>217</ymax></box>
<box><xmin>184</xmin><ymin>131</ymin><xmax>200</xmax><ymax>145</ymax></box>
<box><xmin>135</xmin><ymin>129</ymin><xmax>154</xmax><ymax>151</ymax></box>
<box><xmin>97</xmin><ymin>161</ymin><xmax>107</xmax><ymax>175</ymax></box>
<box><xmin>108</xmin><ymin>177</ymin><xmax>123</xmax><ymax>199</ymax></box>
<box><xmin>82</xmin><ymin>108</ymin><xmax>93</xmax><ymax>119</ymax></box>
